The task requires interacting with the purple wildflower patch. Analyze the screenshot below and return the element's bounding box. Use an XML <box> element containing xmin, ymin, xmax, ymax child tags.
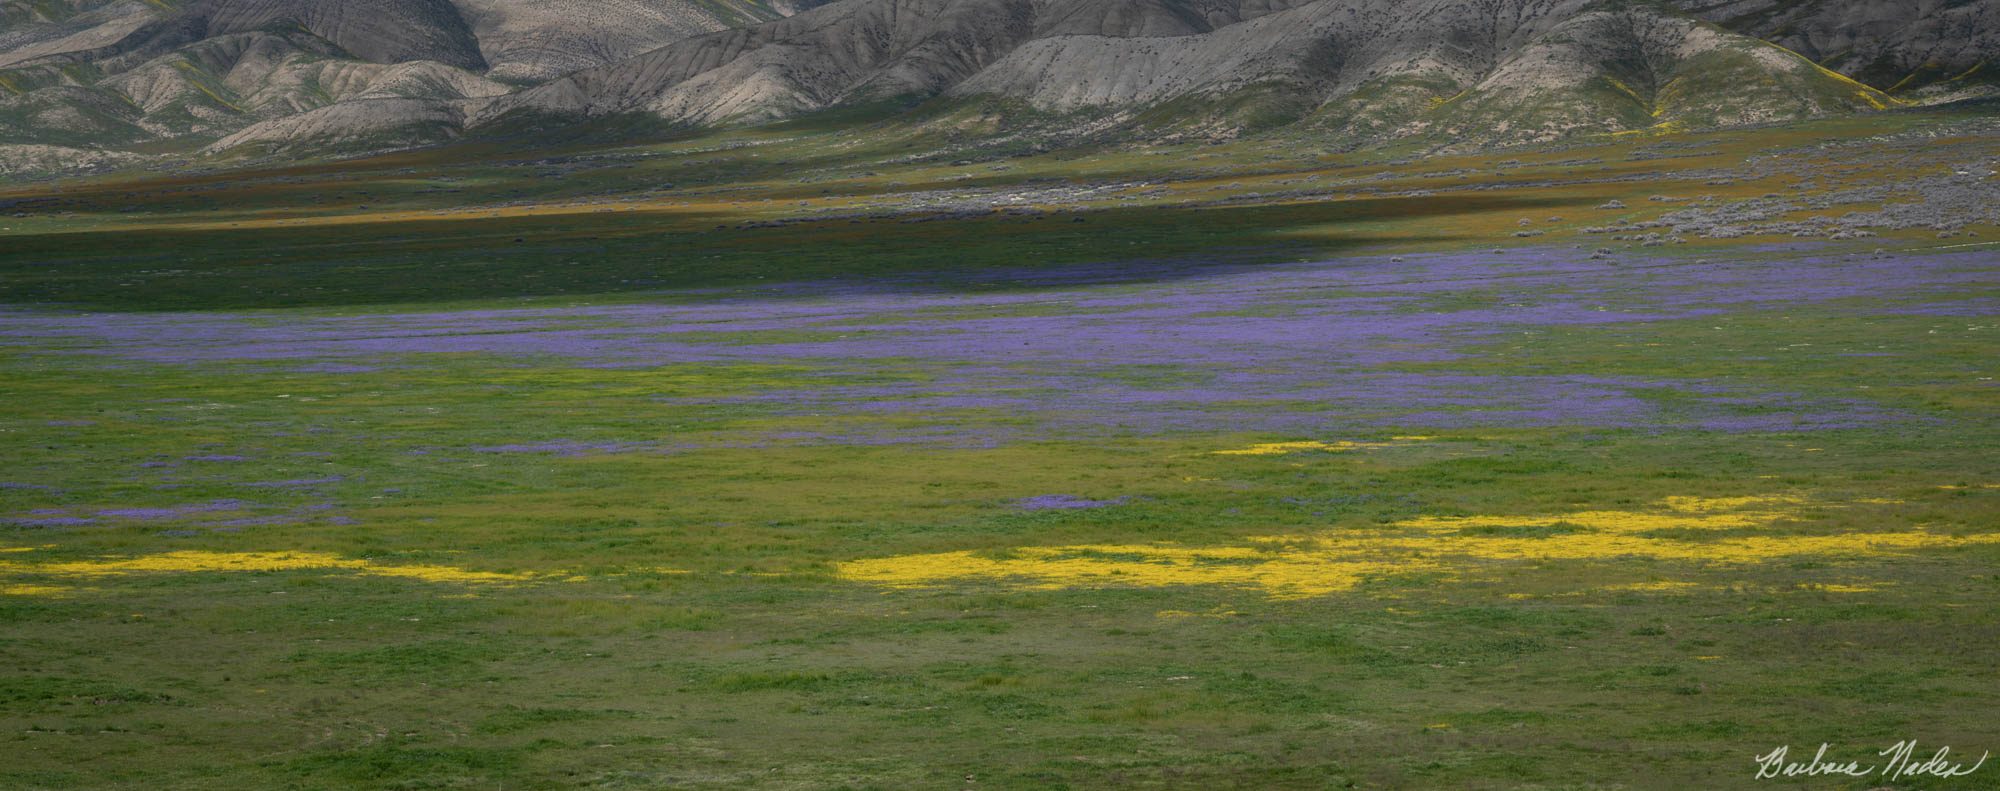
<box><xmin>2</xmin><ymin>245</ymin><xmax>1973</xmax><ymax>444</ymax></box>
<box><xmin>1014</xmin><ymin>494</ymin><xmax>1131</xmax><ymax>511</ymax></box>
<box><xmin>238</xmin><ymin>476</ymin><xmax>344</xmax><ymax>488</ymax></box>
<box><xmin>469</xmin><ymin>440</ymin><xmax>649</xmax><ymax>457</ymax></box>
<box><xmin>4</xmin><ymin>515</ymin><xmax>96</xmax><ymax>528</ymax></box>
<box><xmin>96</xmin><ymin>499</ymin><xmax>254</xmax><ymax>521</ymax></box>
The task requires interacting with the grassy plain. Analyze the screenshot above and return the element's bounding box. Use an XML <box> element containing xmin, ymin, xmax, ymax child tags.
<box><xmin>1</xmin><ymin>106</ymin><xmax>1997</xmax><ymax>788</ymax></box>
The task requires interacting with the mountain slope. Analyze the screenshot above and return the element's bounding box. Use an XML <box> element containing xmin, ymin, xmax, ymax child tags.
<box><xmin>473</xmin><ymin>0</ymin><xmax>1922</xmax><ymax>149</ymax></box>
<box><xmin>2</xmin><ymin>0</ymin><xmax>1995</xmax><ymax>167</ymax></box>
<box><xmin>450</xmin><ymin>0</ymin><xmax>815</xmax><ymax>84</ymax></box>
<box><xmin>0</xmin><ymin>0</ymin><xmax>158</xmax><ymax>69</ymax></box>
<box><xmin>1669</xmin><ymin>0</ymin><xmax>2000</xmax><ymax>96</ymax></box>
<box><xmin>0</xmin><ymin>0</ymin><xmax>812</xmax><ymax>161</ymax></box>
<box><xmin>473</xmin><ymin>0</ymin><xmax>1043</xmax><ymax>126</ymax></box>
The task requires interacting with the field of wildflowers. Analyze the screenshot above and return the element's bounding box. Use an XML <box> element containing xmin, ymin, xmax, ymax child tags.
<box><xmin>0</xmin><ymin>109</ymin><xmax>1995</xmax><ymax>788</ymax></box>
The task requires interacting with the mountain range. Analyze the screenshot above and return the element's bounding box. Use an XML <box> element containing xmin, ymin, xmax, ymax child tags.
<box><xmin>2</xmin><ymin>0</ymin><xmax>1996</xmax><ymax>167</ymax></box>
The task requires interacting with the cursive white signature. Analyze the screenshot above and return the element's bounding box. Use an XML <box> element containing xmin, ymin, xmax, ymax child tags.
<box><xmin>1754</xmin><ymin>741</ymin><xmax>1989</xmax><ymax>780</ymax></box>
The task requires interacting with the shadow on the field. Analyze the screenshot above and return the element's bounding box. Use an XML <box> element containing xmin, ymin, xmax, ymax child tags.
<box><xmin>0</xmin><ymin>191</ymin><xmax>1601</xmax><ymax>311</ymax></box>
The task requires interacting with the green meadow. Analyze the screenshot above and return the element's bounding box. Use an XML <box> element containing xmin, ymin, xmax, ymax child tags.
<box><xmin>1</xmin><ymin>107</ymin><xmax>1997</xmax><ymax>788</ymax></box>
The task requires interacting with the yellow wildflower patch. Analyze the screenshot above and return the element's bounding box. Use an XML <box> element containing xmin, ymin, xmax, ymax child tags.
<box><xmin>1211</xmin><ymin>440</ymin><xmax>1377</xmax><ymax>455</ymax></box>
<box><xmin>1765</xmin><ymin>42</ymin><xmax>1908</xmax><ymax>108</ymax></box>
<box><xmin>0</xmin><ymin>549</ymin><xmax>535</xmax><ymax>592</ymax></box>
<box><xmin>840</xmin><ymin>545</ymin><xmax>1424</xmax><ymax>600</ymax></box>
<box><xmin>2</xmin><ymin>584</ymin><xmax>71</xmax><ymax>597</ymax></box>
<box><xmin>1602</xmin><ymin>581</ymin><xmax>1701</xmax><ymax>592</ymax></box>
<box><xmin>1656</xmin><ymin>495</ymin><xmax>1802</xmax><ymax>512</ymax></box>
<box><xmin>1212</xmin><ymin>436</ymin><xmax>1440</xmax><ymax>456</ymax></box>
<box><xmin>834</xmin><ymin>496</ymin><xmax>1998</xmax><ymax>600</ymax></box>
